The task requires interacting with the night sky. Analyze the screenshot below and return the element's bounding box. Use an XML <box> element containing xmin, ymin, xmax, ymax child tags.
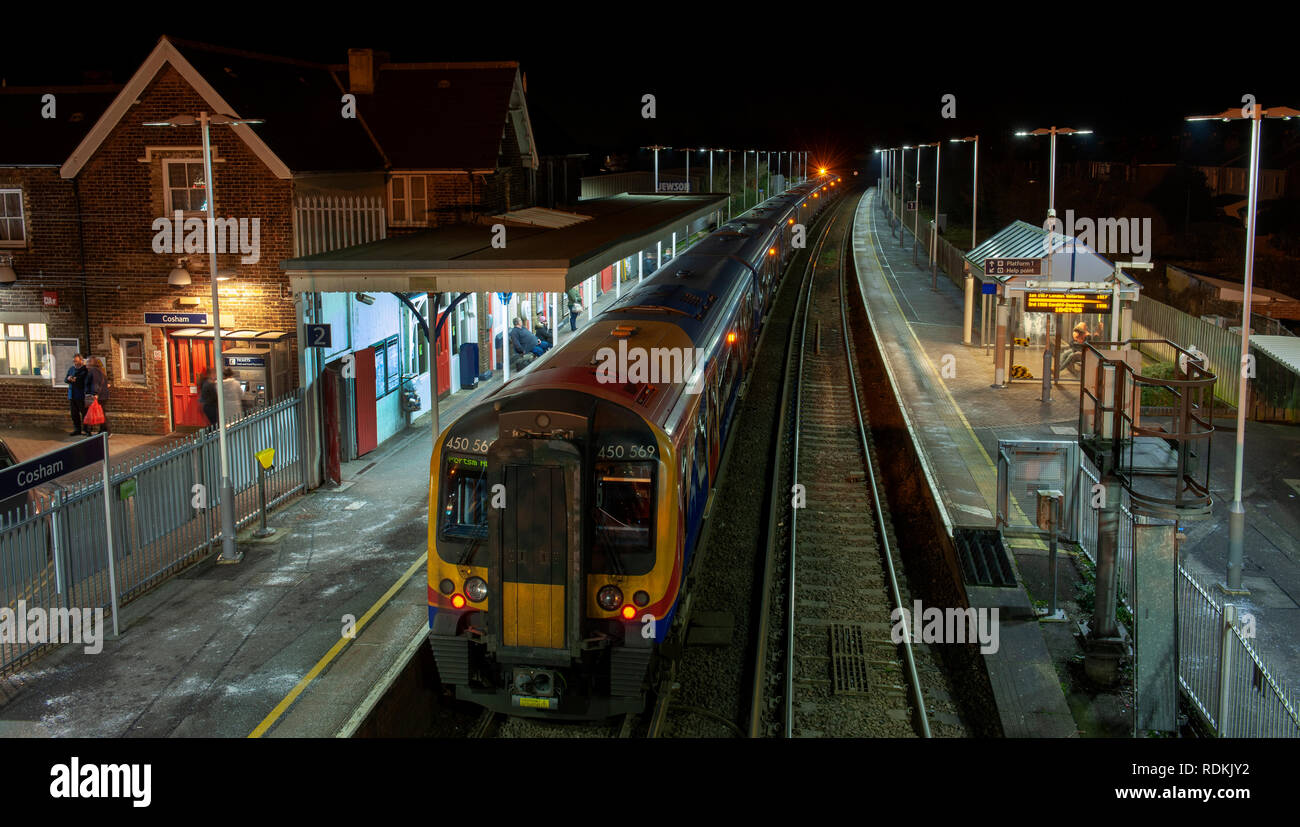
<box><xmin>4</xmin><ymin>11</ymin><xmax>1297</xmax><ymax>171</ymax></box>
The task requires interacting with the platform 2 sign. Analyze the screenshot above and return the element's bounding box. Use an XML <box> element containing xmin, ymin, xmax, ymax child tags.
<box><xmin>305</xmin><ymin>324</ymin><xmax>332</xmax><ymax>348</ymax></box>
<box><xmin>985</xmin><ymin>258</ymin><xmax>1042</xmax><ymax>276</ymax></box>
<box><xmin>0</xmin><ymin>436</ymin><xmax>105</xmax><ymax>500</ymax></box>
<box><xmin>1025</xmin><ymin>291</ymin><xmax>1113</xmax><ymax>314</ymax></box>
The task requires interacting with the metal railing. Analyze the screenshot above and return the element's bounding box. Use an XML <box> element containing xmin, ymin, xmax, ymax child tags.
<box><xmin>1</xmin><ymin>391</ymin><xmax>305</xmax><ymax>673</ymax></box>
<box><xmin>1076</xmin><ymin>455</ymin><xmax>1300</xmax><ymax>737</ymax></box>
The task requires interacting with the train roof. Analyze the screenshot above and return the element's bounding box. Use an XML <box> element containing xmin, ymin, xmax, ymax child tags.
<box><xmin>475</xmin><ymin>177</ymin><xmax>833</xmax><ymax>428</ymax></box>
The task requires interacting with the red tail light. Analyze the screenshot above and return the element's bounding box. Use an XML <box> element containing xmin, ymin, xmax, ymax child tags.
<box><xmin>621</xmin><ymin>605</ymin><xmax>636</xmax><ymax>620</ymax></box>
<box><xmin>451</xmin><ymin>594</ymin><xmax>466</xmax><ymax>609</ymax></box>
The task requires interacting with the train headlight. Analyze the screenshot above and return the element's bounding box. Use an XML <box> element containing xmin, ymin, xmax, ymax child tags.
<box><xmin>597</xmin><ymin>585</ymin><xmax>624</xmax><ymax>611</ymax></box>
<box><xmin>439</xmin><ymin>579</ymin><xmax>455</xmax><ymax>595</ymax></box>
<box><xmin>633</xmin><ymin>590</ymin><xmax>650</xmax><ymax>607</ymax></box>
<box><xmin>464</xmin><ymin>577</ymin><xmax>488</xmax><ymax>603</ymax></box>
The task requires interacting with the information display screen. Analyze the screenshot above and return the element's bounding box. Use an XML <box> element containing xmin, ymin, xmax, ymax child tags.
<box><xmin>1025</xmin><ymin>291</ymin><xmax>1113</xmax><ymax>314</ymax></box>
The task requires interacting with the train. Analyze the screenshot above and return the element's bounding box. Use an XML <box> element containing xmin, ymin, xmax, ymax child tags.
<box><xmin>426</xmin><ymin>172</ymin><xmax>844</xmax><ymax>718</ymax></box>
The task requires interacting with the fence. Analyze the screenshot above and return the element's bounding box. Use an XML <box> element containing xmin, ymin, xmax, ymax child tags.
<box><xmin>881</xmin><ymin>194</ymin><xmax>969</xmax><ymax>292</ymax></box>
<box><xmin>1076</xmin><ymin>455</ymin><xmax>1300</xmax><ymax>736</ymax></box>
<box><xmin>1130</xmin><ymin>297</ymin><xmax>1243</xmax><ymax>407</ymax></box>
<box><xmin>293</xmin><ymin>195</ymin><xmax>386</xmax><ymax>257</ymax></box>
<box><xmin>0</xmin><ymin>391</ymin><xmax>305</xmax><ymax>674</ymax></box>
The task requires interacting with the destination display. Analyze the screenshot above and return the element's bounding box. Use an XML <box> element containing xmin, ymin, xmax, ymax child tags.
<box><xmin>1025</xmin><ymin>291</ymin><xmax>1113</xmax><ymax>314</ymax></box>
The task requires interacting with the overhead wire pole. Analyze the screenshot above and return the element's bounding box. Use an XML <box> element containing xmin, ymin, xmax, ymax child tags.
<box><xmin>1186</xmin><ymin>102</ymin><xmax>1299</xmax><ymax>594</ymax></box>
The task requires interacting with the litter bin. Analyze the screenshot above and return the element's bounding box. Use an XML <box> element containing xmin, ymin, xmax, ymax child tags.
<box><xmin>459</xmin><ymin>343</ymin><xmax>479</xmax><ymax>388</ymax></box>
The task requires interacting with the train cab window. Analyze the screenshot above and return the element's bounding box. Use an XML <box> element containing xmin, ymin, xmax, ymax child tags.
<box><xmin>441</xmin><ymin>456</ymin><xmax>488</xmax><ymax>540</ymax></box>
<box><xmin>592</xmin><ymin>461</ymin><xmax>655</xmax><ymax>576</ymax></box>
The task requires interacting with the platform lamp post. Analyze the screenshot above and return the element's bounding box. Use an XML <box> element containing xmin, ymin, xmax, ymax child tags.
<box><xmin>950</xmin><ymin>135</ymin><xmax>979</xmax><ymax>249</ymax></box>
<box><xmin>898</xmin><ymin>146</ymin><xmax>910</xmax><ymax>247</ymax></box>
<box><xmin>726</xmin><ymin>150</ymin><xmax>733</xmax><ymax>219</ymax></box>
<box><xmin>1187</xmin><ymin>103</ymin><xmax>1299</xmax><ymax>595</ymax></box>
<box><xmin>643</xmin><ymin>145</ymin><xmax>669</xmax><ymax>193</ymax></box>
<box><xmin>951</xmin><ymin>136</ymin><xmax>980</xmax><ymax>346</ymax></box>
<box><xmin>1015</xmin><ymin>126</ymin><xmax>1092</xmax><ymax>401</ymax></box>
<box><xmin>145</xmin><ymin>111</ymin><xmax>264</xmax><ymax>563</ymax></box>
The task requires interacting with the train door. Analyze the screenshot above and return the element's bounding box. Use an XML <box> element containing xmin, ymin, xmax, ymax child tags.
<box><xmin>488</xmin><ymin>438</ymin><xmax>581</xmax><ymax>653</ymax></box>
<box><xmin>167</xmin><ymin>333</ymin><xmax>214</xmax><ymax>428</ymax></box>
<box><xmin>321</xmin><ymin>365</ymin><xmax>342</xmax><ymax>485</ymax></box>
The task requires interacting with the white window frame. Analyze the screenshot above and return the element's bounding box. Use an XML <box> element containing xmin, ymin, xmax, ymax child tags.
<box><xmin>388</xmin><ymin>173</ymin><xmax>430</xmax><ymax>227</ymax></box>
<box><xmin>119</xmin><ymin>335</ymin><xmax>147</xmax><ymax>384</ymax></box>
<box><xmin>163</xmin><ymin>158</ymin><xmax>209</xmax><ymax>215</ymax></box>
<box><xmin>0</xmin><ymin>315</ymin><xmax>51</xmax><ymax>379</ymax></box>
<box><xmin>0</xmin><ymin>188</ymin><xmax>26</xmax><ymax>247</ymax></box>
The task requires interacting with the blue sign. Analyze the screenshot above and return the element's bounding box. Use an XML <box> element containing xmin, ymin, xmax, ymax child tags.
<box><xmin>144</xmin><ymin>312</ymin><xmax>209</xmax><ymax>326</ymax></box>
<box><xmin>497</xmin><ymin>292</ymin><xmax>513</xmax><ymax>306</ymax></box>
<box><xmin>981</xmin><ymin>282</ymin><xmax>997</xmax><ymax>295</ymax></box>
<box><xmin>305</xmin><ymin>324</ymin><xmax>332</xmax><ymax>348</ymax></box>
<box><xmin>224</xmin><ymin>355</ymin><xmax>266</xmax><ymax>367</ymax></box>
<box><xmin>0</xmin><ymin>436</ymin><xmax>105</xmax><ymax>501</ymax></box>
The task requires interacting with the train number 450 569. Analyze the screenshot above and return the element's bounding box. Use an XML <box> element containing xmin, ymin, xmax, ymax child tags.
<box><xmin>597</xmin><ymin>443</ymin><xmax>656</xmax><ymax>459</ymax></box>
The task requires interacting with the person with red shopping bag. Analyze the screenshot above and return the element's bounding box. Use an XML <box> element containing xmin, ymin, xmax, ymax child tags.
<box><xmin>83</xmin><ymin>356</ymin><xmax>110</xmax><ymax>436</ymax></box>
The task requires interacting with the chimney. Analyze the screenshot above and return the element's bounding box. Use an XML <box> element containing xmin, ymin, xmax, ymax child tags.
<box><xmin>348</xmin><ymin>48</ymin><xmax>375</xmax><ymax>94</ymax></box>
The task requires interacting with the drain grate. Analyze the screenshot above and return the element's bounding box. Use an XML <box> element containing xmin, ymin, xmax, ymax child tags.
<box><xmin>829</xmin><ymin>622</ymin><xmax>872</xmax><ymax>696</ymax></box>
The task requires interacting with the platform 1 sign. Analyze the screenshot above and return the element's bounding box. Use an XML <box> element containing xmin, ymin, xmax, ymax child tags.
<box><xmin>1025</xmin><ymin>291</ymin><xmax>1113</xmax><ymax>314</ymax></box>
<box><xmin>985</xmin><ymin>258</ymin><xmax>1042</xmax><ymax>276</ymax></box>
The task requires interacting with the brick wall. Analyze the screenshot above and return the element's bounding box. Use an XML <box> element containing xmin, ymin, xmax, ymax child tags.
<box><xmin>0</xmin><ymin>167</ymin><xmax>89</xmax><ymax>429</ymax></box>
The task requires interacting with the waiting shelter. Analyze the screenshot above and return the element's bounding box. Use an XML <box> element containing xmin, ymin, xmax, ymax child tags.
<box><xmin>964</xmin><ymin>220</ymin><xmax>1143</xmax><ymax>388</ymax></box>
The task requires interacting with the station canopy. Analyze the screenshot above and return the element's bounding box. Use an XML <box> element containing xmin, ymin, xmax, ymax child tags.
<box><xmin>967</xmin><ymin>220</ymin><xmax>1121</xmax><ymax>285</ymax></box>
<box><xmin>280</xmin><ymin>192</ymin><xmax>728</xmax><ymax>295</ymax></box>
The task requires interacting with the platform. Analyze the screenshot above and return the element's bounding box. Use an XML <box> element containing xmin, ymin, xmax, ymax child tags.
<box><xmin>852</xmin><ymin>187</ymin><xmax>1300</xmax><ymax>733</ymax></box>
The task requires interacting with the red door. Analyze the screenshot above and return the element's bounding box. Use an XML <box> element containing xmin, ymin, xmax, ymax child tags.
<box><xmin>436</xmin><ymin>314</ymin><xmax>451</xmax><ymax>396</ymax></box>
<box><xmin>600</xmin><ymin>265</ymin><xmax>613</xmax><ymax>292</ymax></box>
<box><xmin>168</xmin><ymin>334</ymin><xmax>214</xmax><ymax>428</ymax></box>
<box><xmin>354</xmin><ymin>346</ymin><xmax>377</xmax><ymax>456</ymax></box>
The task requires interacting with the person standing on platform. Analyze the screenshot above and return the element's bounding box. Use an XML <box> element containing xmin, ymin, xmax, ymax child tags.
<box><xmin>198</xmin><ymin>367</ymin><xmax>219</xmax><ymax>426</ymax></box>
<box><xmin>221</xmin><ymin>367</ymin><xmax>249</xmax><ymax>424</ymax></box>
<box><xmin>566</xmin><ymin>286</ymin><xmax>582</xmax><ymax>332</ymax></box>
<box><xmin>65</xmin><ymin>353</ymin><xmax>88</xmax><ymax>436</ymax></box>
<box><xmin>83</xmin><ymin>356</ymin><xmax>110</xmax><ymax>436</ymax></box>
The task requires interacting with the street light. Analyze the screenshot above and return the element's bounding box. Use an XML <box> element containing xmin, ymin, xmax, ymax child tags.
<box><xmin>951</xmin><ymin>136</ymin><xmax>980</xmax><ymax>347</ymax></box>
<box><xmin>950</xmin><ymin>135</ymin><xmax>980</xmax><ymax>249</ymax></box>
<box><xmin>1014</xmin><ymin>126</ymin><xmax>1093</xmax><ymax>230</ymax></box>
<box><xmin>642</xmin><ymin>145</ymin><xmax>669</xmax><ymax>193</ymax></box>
<box><xmin>145</xmin><ymin>111</ymin><xmax>264</xmax><ymax>564</ymax></box>
<box><xmin>1186</xmin><ymin>102</ymin><xmax>1299</xmax><ymax>594</ymax></box>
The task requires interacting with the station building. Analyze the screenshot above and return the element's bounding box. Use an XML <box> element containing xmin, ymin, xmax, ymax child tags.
<box><xmin>0</xmin><ymin>37</ymin><xmax>537</xmax><ymax>445</ymax></box>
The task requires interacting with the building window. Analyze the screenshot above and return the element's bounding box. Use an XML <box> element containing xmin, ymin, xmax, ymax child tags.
<box><xmin>119</xmin><ymin>336</ymin><xmax>147</xmax><ymax>383</ymax></box>
<box><xmin>0</xmin><ymin>321</ymin><xmax>49</xmax><ymax>377</ymax></box>
<box><xmin>0</xmin><ymin>189</ymin><xmax>25</xmax><ymax>246</ymax></box>
<box><xmin>389</xmin><ymin>174</ymin><xmax>429</xmax><ymax>227</ymax></box>
<box><xmin>164</xmin><ymin>160</ymin><xmax>208</xmax><ymax>213</ymax></box>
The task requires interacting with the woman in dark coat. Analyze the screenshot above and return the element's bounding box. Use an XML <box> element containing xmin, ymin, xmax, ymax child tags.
<box><xmin>83</xmin><ymin>356</ymin><xmax>111</xmax><ymax>435</ymax></box>
<box><xmin>198</xmin><ymin>367</ymin><xmax>219</xmax><ymax>426</ymax></box>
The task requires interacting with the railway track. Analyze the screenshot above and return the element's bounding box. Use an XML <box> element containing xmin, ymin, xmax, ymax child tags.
<box><xmin>751</xmin><ymin>192</ymin><xmax>930</xmax><ymax>738</ymax></box>
<box><xmin>469</xmin><ymin>708</ymin><xmax>637</xmax><ymax>738</ymax></box>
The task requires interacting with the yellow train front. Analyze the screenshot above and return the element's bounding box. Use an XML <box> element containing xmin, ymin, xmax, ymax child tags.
<box><xmin>426</xmin><ymin>174</ymin><xmax>840</xmax><ymax>719</ymax></box>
